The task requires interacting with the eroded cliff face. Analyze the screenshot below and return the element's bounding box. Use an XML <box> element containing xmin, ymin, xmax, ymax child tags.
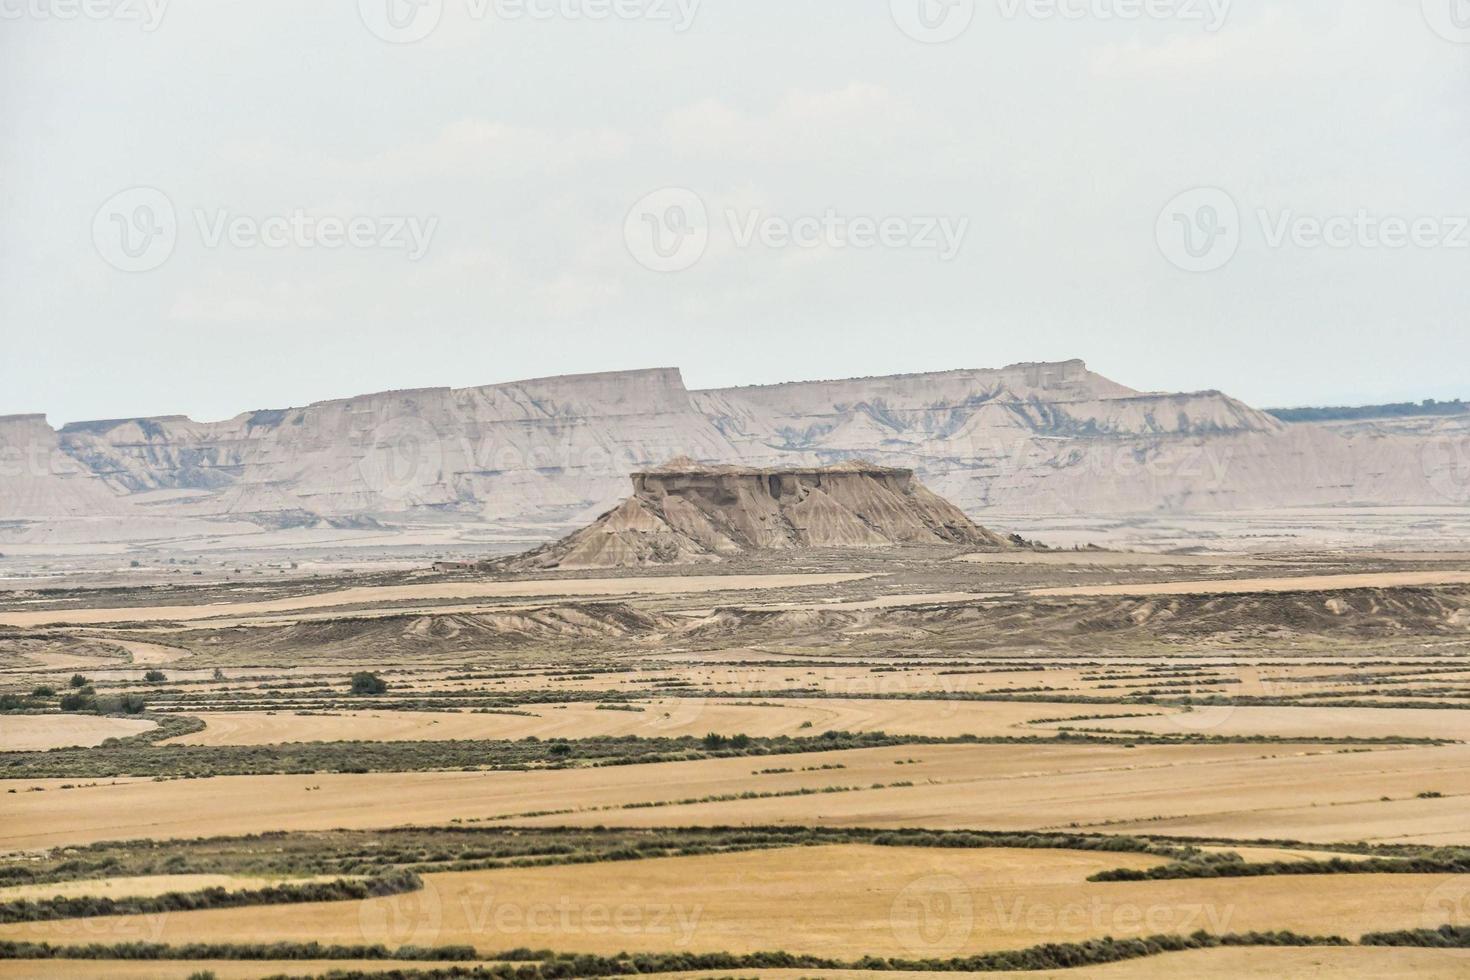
<box><xmin>4</xmin><ymin>361</ymin><xmax>1466</xmax><ymax>546</ymax></box>
<box><xmin>0</xmin><ymin>415</ymin><xmax>129</xmax><ymax>520</ymax></box>
<box><xmin>506</xmin><ymin>461</ymin><xmax>1014</xmax><ymax>569</ymax></box>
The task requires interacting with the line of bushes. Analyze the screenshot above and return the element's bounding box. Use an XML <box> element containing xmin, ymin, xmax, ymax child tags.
<box><xmin>0</xmin><ymin>940</ymin><xmax>474</xmax><ymax>961</ymax></box>
<box><xmin>1091</xmin><ymin>850</ymin><xmax>1470</xmax><ymax>882</ymax></box>
<box><xmin>1362</xmin><ymin>925</ymin><xmax>1470</xmax><ymax>947</ymax></box>
<box><xmin>0</xmin><ymin>871</ymin><xmax>421</xmax><ymax>924</ymax></box>
<box><xmin>0</xmin><ymin>930</ymin><xmax>1368</xmax><ymax>975</ymax></box>
<box><xmin>0</xmin><ymin>826</ymin><xmax>1202</xmax><ymax>889</ymax></box>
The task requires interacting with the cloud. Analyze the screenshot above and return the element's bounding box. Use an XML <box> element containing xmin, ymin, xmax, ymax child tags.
<box><xmin>663</xmin><ymin>82</ymin><xmax>919</xmax><ymax>161</ymax></box>
<box><xmin>217</xmin><ymin>118</ymin><xmax>630</xmax><ymax>185</ymax></box>
<box><xmin>1090</xmin><ymin>6</ymin><xmax>1440</xmax><ymax>82</ymax></box>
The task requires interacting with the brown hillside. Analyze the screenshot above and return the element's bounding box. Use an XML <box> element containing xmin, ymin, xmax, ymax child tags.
<box><xmin>503</xmin><ymin>459</ymin><xmax>1013</xmax><ymax>570</ymax></box>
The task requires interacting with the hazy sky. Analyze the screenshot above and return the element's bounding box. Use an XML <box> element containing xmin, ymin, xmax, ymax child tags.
<box><xmin>3</xmin><ymin>1</ymin><xmax>1467</xmax><ymax>425</ymax></box>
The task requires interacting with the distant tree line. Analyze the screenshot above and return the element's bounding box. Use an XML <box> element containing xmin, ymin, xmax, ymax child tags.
<box><xmin>1268</xmin><ymin>399</ymin><xmax>1468</xmax><ymax>423</ymax></box>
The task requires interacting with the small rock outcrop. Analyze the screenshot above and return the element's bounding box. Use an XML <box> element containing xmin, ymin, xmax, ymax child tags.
<box><xmin>503</xmin><ymin>459</ymin><xmax>1013</xmax><ymax>569</ymax></box>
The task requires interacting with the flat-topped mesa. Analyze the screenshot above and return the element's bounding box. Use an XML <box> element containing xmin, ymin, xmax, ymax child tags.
<box><xmin>503</xmin><ymin>459</ymin><xmax>1014</xmax><ymax>570</ymax></box>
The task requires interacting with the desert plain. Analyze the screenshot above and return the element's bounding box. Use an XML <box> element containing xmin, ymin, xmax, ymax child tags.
<box><xmin>3</xmin><ymin>538</ymin><xmax>1470</xmax><ymax>979</ymax></box>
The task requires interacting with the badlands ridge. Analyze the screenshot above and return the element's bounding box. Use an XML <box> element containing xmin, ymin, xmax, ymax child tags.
<box><xmin>506</xmin><ymin>459</ymin><xmax>1014</xmax><ymax>569</ymax></box>
<box><xmin>3</xmin><ymin>360</ymin><xmax>1466</xmax><ymax>553</ymax></box>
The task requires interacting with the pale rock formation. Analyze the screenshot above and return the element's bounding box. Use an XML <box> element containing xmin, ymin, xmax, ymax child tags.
<box><xmin>506</xmin><ymin>460</ymin><xmax>1013</xmax><ymax>569</ymax></box>
<box><xmin>3</xmin><ymin>361</ymin><xmax>1466</xmax><ymax>552</ymax></box>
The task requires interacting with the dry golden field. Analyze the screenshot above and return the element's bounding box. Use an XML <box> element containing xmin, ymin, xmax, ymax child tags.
<box><xmin>5</xmin><ymin>742</ymin><xmax>1466</xmax><ymax>851</ymax></box>
<box><xmin>3</xmin><ymin>948</ymin><xmax>1469</xmax><ymax>980</ymax></box>
<box><xmin>1033</xmin><ymin>569</ymin><xmax>1470</xmax><ymax>596</ymax></box>
<box><xmin>2</xmin><ymin>845</ymin><xmax>1463</xmax><ymax>957</ymax></box>
<box><xmin>3</xmin><ymin>548</ymin><xmax>1470</xmax><ymax>978</ymax></box>
<box><xmin>0</xmin><ymin>713</ymin><xmax>154</xmax><ymax>750</ymax></box>
<box><xmin>0</xmin><ymin>873</ymin><xmax>352</xmax><ymax>903</ymax></box>
<box><xmin>163</xmin><ymin>699</ymin><xmax>1178</xmax><ymax>745</ymax></box>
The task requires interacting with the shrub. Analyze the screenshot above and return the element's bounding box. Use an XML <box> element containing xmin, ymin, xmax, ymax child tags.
<box><xmin>68</xmin><ymin>674</ymin><xmax>88</xmax><ymax>689</ymax></box>
<box><xmin>94</xmin><ymin>695</ymin><xmax>147</xmax><ymax>716</ymax></box>
<box><xmin>144</xmin><ymin>670</ymin><xmax>167</xmax><ymax>683</ymax></box>
<box><xmin>58</xmin><ymin>692</ymin><xmax>96</xmax><ymax>712</ymax></box>
<box><xmin>31</xmin><ymin>686</ymin><xmax>55</xmax><ymax>698</ymax></box>
<box><xmin>350</xmin><ymin>672</ymin><xmax>389</xmax><ymax>696</ymax></box>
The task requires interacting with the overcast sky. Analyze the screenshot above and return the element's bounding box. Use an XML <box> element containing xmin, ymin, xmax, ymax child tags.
<box><xmin>2</xmin><ymin>0</ymin><xmax>1467</xmax><ymax>425</ymax></box>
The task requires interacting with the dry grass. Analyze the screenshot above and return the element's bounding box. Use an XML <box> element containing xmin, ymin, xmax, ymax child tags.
<box><xmin>0</xmin><ymin>573</ymin><xmax>875</xmax><ymax>628</ymax></box>
<box><xmin>166</xmin><ymin>700</ymin><xmax>1175</xmax><ymax>746</ymax></box>
<box><xmin>1</xmin><ymin>845</ymin><xmax>1464</xmax><ymax>959</ymax></box>
<box><xmin>0</xmin><ymin>873</ymin><xmax>350</xmax><ymax>903</ymax></box>
<box><xmin>0</xmin><ymin>715</ymin><xmax>155</xmax><ymax>751</ymax></box>
<box><xmin>1034</xmin><ymin>570</ymin><xmax>1470</xmax><ymax>597</ymax></box>
<box><xmin>3</xmin><ymin>950</ymin><xmax>1468</xmax><ymax>980</ymax></box>
<box><xmin>6</xmin><ymin>742</ymin><xmax>1465</xmax><ymax>852</ymax></box>
<box><xmin>1071</xmin><ymin>706</ymin><xmax>1470</xmax><ymax>742</ymax></box>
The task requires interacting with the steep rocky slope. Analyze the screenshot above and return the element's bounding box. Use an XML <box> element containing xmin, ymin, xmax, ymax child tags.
<box><xmin>506</xmin><ymin>460</ymin><xmax>1013</xmax><ymax>569</ymax></box>
<box><xmin>4</xmin><ymin>361</ymin><xmax>1466</xmax><ymax>551</ymax></box>
<box><xmin>0</xmin><ymin>415</ymin><xmax>132</xmax><ymax>520</ymax></box>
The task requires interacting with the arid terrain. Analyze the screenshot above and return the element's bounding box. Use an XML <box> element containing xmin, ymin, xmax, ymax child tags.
<box><xmin>3</xmin><ymin>475</ymin><xmax>1470</xmax><ymax>980</ymax></box>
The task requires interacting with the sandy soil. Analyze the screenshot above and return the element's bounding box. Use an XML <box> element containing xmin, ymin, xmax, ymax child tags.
<box><xmin>0</xmin><ymin>573</ymin><xmax>875</xmax><ymax>628</ymax></box>
<box><xmin>3</xmin><ymin>845</ymin><xmax>1462</xmax><ymax>958</ymax></box>
<box><xmin>1070</xmin><ymin>705</ymin><xmax>1470</xmax><ymax>742</ymax></box>
<box><xmin>0</xmin><ymin>714</ymin><xmax>155</xmax><ymax>750</ymax></box>
<box><xmin>7</xmin><ymin>743</ymin><xmax>1464</xmax><ymax>853</ymax></box>
<box><xmin>4</xmin><ymin>949</ymin><xmax>1468</xmax><ymax>980</ymax></box>
<box><xmin>1034</xmin><ymin>570</ymin><xmax>1470</xmax><ymax>597</ymax></box>
<box><xmin>955</xmin><ymin>551</ymin><xmax>1273</xmax><ymax>566</ymax></box>
<box><xmin>164</xmin><ymin>700</ymin><xmax>1176</xmax><ymax>746</ymax></box>
<box><xmin>108</xmin><ymin>638</ymin><xmax>192</xmax><ymax>665</ymax></box>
